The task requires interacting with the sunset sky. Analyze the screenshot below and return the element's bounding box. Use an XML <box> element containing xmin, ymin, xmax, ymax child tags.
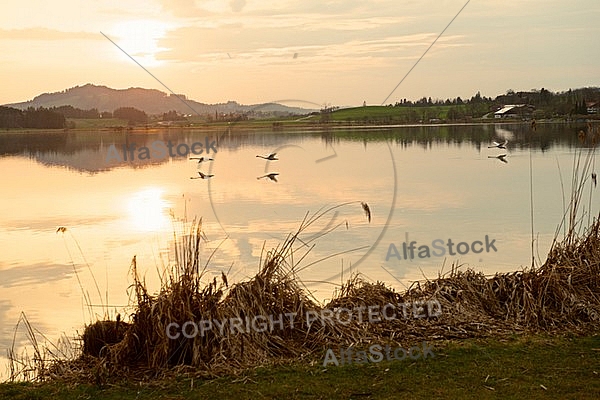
<box><xmin>1</xmin><ymin>0</ymin><xmax>599</xmax><ymax>107</ymax></box>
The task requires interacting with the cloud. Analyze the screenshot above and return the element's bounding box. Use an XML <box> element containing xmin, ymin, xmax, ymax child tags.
<box><xmin>0</xmin><ymin>262</ymin><xmax>73</xmax><ymax>288</ymax></box>
<box><xmin>169</xmin><ymin>13</ymin><xmax>411</xmax><ymax>31</ymax></box>
<box><xmin>0</xmin><ymin>28</ymin><xmax>100</xmax><ymax>41</ymax></box>
<box><xmin>154</xmin><ymin>0</ymin><xmax>240</xmax><ymax>18</ymax></box>
<box><xmin>157</xmin><ymin>24</ymin><xmax>465</xmax><ymax>68</ymax></box>
<box><xmin>230</xmin><ymin>0</ymin><xmax>246</xmax><ymax>13</ymax></box>
<box><xmin>2</xmin><ymin>216</ymin><xmax>115</xmax><ymax>232</ymax></box>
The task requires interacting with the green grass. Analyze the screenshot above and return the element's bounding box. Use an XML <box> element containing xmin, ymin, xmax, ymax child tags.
<box><xmin>318</xmin><ymin>105</ymin><xmax>473</xmax><ymax>123</ymax></box>
<box><xmin>4</xmin><ymin>105</ymin><xmax>491</xmax><ymax>132</ymax></box>
<box><xmin>2</xmin><ymin>333</ymin><xmax>599</xmax><ymax>399</ymax></box>
<box><xmin>67</xmin><ymin>118</ymin><xmax>129</xmax><ymax>129</ymax></box>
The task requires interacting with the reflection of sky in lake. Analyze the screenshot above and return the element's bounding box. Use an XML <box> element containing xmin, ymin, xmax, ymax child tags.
<box><xmin>0</xmin><ymin>123</ymin><xmax>598</xmax><ymax>378</ymax></box>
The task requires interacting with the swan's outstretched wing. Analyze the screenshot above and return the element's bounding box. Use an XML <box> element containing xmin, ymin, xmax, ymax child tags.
<box><xmin>198</xmin><ymin>171</ymin><xmax>214</xmax><ymax>179</ymax></box>
<box><xmin>257</xmin><ymin>173</ymin><xmax>278</xmax><ymax>182</ymax></box>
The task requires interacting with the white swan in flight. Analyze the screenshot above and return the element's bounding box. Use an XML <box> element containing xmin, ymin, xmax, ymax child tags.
<box><xmin>361</xmin><ymin>202</ymin><xmax>371</xmax><ymax>223</ymax></box>
<box><xmin>256</xmin><ymin>153</ymin><xmax>278</xmax><ymax>160</ymax></box>
<box><xmin>189</xmin><ymin>157</ymin><xmax>214</xmax><ymax>163</ymax></box>
<box><xmin>257</xmin><ymin>173</ymin><xmax>279</xmax><ymax>182</ymax></box>
<box><xmin>488</xmin><ymin>140</ymin><xmax>508</xmax><ymax>149</ymax></box>
<box><xmin>190</xmin><ymin>171</ymin><xmax>214</xmax><ymax>179</ymax></box>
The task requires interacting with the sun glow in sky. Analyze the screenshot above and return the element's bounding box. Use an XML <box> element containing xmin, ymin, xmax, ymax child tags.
<box><xmin>108</xmin><ymin>20</ymin><xmax>172</xmax><ymax>67</ymax></box>
<box><xmin>0</xmin><ymin>0</ymin><xmax>599</xmax><ymax>106</ymax></box>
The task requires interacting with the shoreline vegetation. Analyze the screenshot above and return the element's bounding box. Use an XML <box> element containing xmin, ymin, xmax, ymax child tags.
<box><xmin>2</xmin><ymin>84</ymin><xmax>600</xmax><ymax>132</ymax></box>
<box><xmin>3</xmin><ymin>208</ymin><xmax>600</xmax><ymax>397</ymax></box>
<box><xmin>1</xmin><ymin>115</ymin><xmax>599</xmax><ymax>136</ymax></box>
<box><xmin>2</xmin><ymin>99</ymin><xmax>600</xmax><ymax>134</ymax></box>
<box><xmin>2</xmin><ymin>122</ymin><xmax>599</xmax><ymax>398</ymax></box>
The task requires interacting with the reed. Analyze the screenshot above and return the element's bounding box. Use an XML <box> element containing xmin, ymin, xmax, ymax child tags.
<box><xmin>36</xmin><ymin>216</ymin><xmax>597</xmax><ymax>383</ymax></box>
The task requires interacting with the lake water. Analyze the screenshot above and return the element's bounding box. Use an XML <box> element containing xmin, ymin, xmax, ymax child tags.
<box><xmin>1</xmin><ymin>122</ymin><xmax>598</xmax><ymax>378</ymax></box>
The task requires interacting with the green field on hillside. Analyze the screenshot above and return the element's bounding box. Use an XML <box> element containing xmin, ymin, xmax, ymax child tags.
<box><xmin>309</xmin><ymin>105</ymin><xmax>489</xmax><ymax>124</ymax></box>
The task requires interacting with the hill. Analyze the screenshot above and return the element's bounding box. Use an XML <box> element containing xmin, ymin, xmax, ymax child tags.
<box><xmin>3</xmin><ymin>84</ymin><xmax>315</xmax><ymax>116</ymax></box>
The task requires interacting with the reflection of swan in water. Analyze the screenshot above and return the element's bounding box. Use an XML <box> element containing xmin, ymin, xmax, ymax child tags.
<box><xmin>488</xmin><ymin>154</ymin><xmax>508</xmax><ymax>164</ymax></box>
<box><xmin>257</xmin><ymin>173</ymin><xmax>279</xmax><ymax>182</ymax></box>
<box><xmin>256</xmin><ymin>153</ymin><xmax>278</xmax><ymax>160</ymax></box>
<box><xmin>190</xmin><ymin>171</ymin><xmax>214</xmax><ymax>179</ymax></box>
<box><xmin>189</xmin><ymin>157</ymin><xmax>213</xmax><ymax>163</ymax></box>
<box><xmin>494</xmin><ymin>126</ymin><xmax>514</xmax><ymax>140</ymax></box>
<box><xmin>488</xmin><ymin>140</ymin><xmax>508</xmax><ymax>149</ymax></box>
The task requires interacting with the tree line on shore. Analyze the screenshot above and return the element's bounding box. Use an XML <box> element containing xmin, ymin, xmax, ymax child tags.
<box><xmin>378</xmin><ymin>87</ymin><xmax>599</xmax><ymax>119</ymax></box>
<box><xmin>2</xmin><ymin>87</ymin><xmax>599</xmax><ymax>129</ymax></box>
<box><xmin>0</xmin><ymin>105</ymin><xmax>151</xmax><ymax>129</ymax></box>
<box><xmin>0</xmin><ymin>106</ymin><xmax>66</xmax><ymax>129</ymax></box>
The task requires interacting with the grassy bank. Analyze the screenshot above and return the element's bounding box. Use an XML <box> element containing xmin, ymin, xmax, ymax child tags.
<box><xmin>0</xmin><ymin>114</ymin><xmax>591</xmax><ymax>134</ymax></box>
<box><xmin>67</xmin><ymin>118</ymin><xmax>128</xmax><ymax>129</ymax></box>
<box><xmin>295</xmin><ymin>104</ymin><xmax>506</xmax><ymax>124</ymax></box>
<box><xmin>2</xmin><ymin>333</ymin><xmax>599</xmax><ymax>399</ymax></box>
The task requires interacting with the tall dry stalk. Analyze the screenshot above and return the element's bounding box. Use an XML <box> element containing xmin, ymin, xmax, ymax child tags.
<box><xmin>552</xmin><ymin>123</ymin><xmax>598</xmax><ymax>249</ymax></box>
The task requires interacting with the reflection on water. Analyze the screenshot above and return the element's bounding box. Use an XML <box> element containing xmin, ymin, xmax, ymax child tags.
<box><xmin>0</xmin><ymin>123</ymin><xmax>590</xmax><ymax>172</ymax></box>
<box><xmin>0</xmin><ymin>122</ymin><xmax>598</xmax><ymax>379</ymax></box>
<box><xmin>126</xmin><ymin>188</ymin><xmax>171</xmax><ymax>232</ymax></box>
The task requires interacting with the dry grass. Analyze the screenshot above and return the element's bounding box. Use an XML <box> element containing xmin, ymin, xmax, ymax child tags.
<box><xmin>20</xmin><ymin>210</ymin><xmax>596</xmax><ymax>384</ymax></box>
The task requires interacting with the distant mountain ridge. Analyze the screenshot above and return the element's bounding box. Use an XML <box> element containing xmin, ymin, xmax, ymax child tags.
<box><xmin>3</xmin><ymin>84</ymin><xmax>316</xmax><ymax>116</ymax></box>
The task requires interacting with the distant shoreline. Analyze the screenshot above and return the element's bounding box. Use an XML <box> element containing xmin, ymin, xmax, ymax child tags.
<box><xmin>1</xmin><ymin>118</ymin><xmax>597</xmax><ymax>135</ymax></box>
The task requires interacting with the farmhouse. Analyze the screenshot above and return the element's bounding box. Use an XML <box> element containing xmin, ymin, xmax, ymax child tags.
<box><xmin>494</xmin><ymin>104</ymin><xmax>535</xmax><ymax>119</ymax></box>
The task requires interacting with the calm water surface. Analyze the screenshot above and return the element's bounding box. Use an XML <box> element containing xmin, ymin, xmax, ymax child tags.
<box><xmin>0</xmin><ymin>123</ymin><xmax>598</xmax><ymax>378</ymax></box>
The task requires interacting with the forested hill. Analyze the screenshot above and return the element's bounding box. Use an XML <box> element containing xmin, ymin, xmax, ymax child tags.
<box><xmin>4</xmin><ymin>84</ymin><xmax>313</xmax><ymax>116</ymax></box>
